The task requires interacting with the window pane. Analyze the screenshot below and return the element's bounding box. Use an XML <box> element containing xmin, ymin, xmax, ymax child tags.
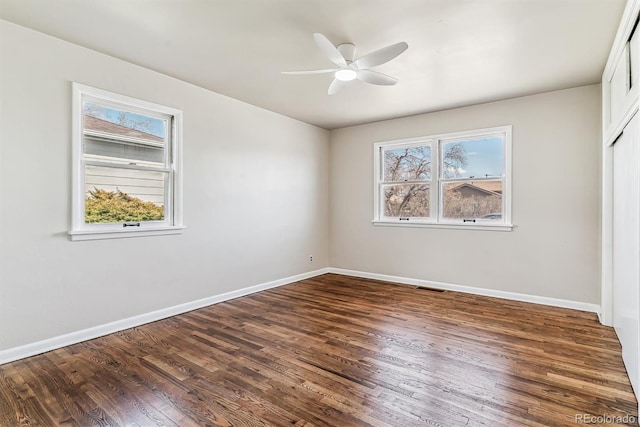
<box><xmin>82</xmin><ymin>102</ymin><xmax>167</xmax><ymax>167</ymax></box>
<box><xmin>83</xmin><ymin>137</ymin><xmax>164</xmax><ymax>166</ymax></box>
<box><xmin>84</xmin><ymin>165</ymin><xmax>167</xmax><ymax>223</ymax></box>
<box><xmin>383</xmin><ymin>184</ymin><xmax>430</xmax><ymax>217</ymax></box>
<box><xmin>383</xmin><ymin>145</ymin><xmax>431</xmax><ymax>182</ymax></box>
<box><xmin>441</xmin><ymin>137</ymin><xmax>503</xmax><ymax>179</ymax></box>
<box><xmin>442</xmin><ymin>180</ymin><xmax>502</xmax><ymax>221</ymax></box>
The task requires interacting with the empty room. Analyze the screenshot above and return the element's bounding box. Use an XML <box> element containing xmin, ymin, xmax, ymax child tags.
<box><xmin>1</xmin><ymin>0</ymin><xmax>640</xmax><ymax>425</ymax></box>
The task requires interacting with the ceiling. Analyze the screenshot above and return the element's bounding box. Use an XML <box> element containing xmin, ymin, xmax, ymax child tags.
<box><xmin>0</xmin><ymin>0</ymin><xmax>627</xmax><ymax>130</ymax></box>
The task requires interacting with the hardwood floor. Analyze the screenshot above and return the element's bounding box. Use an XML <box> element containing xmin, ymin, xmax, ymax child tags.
<box><xmin>0</xmin><ymin>273</ymin><xmax>637</xmax><ymax>426</ymax></box>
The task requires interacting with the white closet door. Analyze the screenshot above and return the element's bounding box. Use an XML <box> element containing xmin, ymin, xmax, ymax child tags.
<box><xmin>613</xmin><ymin>112</ymin><xmax>640</xmax><ymax>396</ymax></box>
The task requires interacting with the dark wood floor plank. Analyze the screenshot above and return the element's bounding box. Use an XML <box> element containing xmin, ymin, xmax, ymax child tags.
<box><xmin>0</xmin><ymin>273</ymin><xmax>637</xmax><ymax>426</ymax></box>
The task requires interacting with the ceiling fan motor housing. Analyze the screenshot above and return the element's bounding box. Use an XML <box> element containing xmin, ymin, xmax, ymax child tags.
<box><xmin>337</xmin><ymin>43</ymin><xmax>356</xmax><ymax>62</ymax></box>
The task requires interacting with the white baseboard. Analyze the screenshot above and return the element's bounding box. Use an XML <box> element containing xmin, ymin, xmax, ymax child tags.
<box><xmin>328</xmin><ymin>268</ymin><xmax>601</xmax><ymax>314</ymax></box>
<box><xmin>0</xmin><ymin>268</ymin><xmax>330</xmax><ymax>365</ymax></box>
<box><xmin>1</xmin><ymin>266</ymin><xmax>601</xmax><ymax>365</ymax></box>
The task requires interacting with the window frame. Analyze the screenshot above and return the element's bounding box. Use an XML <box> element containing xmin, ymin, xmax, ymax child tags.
<box><xmin>69</xmin><ymin>83</ymin><xmax>184</xmax><ymax>241</ymax></box>
<box><xmin>379</xmin><ymin>140</ymin><xmax>435</xmax><ymax>221</ymax></box>
<box><xmin>373</xmin><ymin>126</ymin><xmax>513</xmax><ymax>231</ymax></box>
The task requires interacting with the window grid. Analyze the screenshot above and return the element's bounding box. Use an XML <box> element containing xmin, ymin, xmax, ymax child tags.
<box><xmin>373</xmin><ymin>126</ymin><xmax>512</xmax><ymax>230</ymax></box>
<box><xmin>70</xmin><ymin>83</ymin><xmax>184</xmax><ymax>241</ymax></box>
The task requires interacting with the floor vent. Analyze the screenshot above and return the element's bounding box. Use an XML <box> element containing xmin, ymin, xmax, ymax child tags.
<box><xmin>414</xmin><ymin>286</ymin><xmax>445</xmax><ymax>293</ymax></box>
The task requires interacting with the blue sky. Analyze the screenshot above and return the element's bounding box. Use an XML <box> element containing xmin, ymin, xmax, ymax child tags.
<box><xmin>443</xmin><ymin>137</ymin><xmax>503</xmax><ymax>178</ymax></box>
<box><xmin>84</xmin><ymin>102</ymin><xmax>166</xmax><ymax>138</ymax></box>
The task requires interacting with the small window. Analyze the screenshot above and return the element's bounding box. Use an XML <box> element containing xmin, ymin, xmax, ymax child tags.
<box><xmin>70</xmin><ymin>83</ymin><xmax>184</xmax><ymax>240</ymax></box>
<box><xmin>373</xmin><ymin>126</ymin><xmax>512</xmax><ymax>230</ymax></box>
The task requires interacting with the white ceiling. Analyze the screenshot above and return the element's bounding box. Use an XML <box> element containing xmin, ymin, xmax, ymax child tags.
<box><xmin>0</xmin><ymin>0</ymin><xmax>627</xmax><ymax>129</ymax></box>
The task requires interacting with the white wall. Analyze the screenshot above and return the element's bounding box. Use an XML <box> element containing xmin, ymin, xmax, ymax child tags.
<box><xmin>0</xmin><ymin>18</ymin><xmax>604</xmax><ymax>355</ymax></box>
<box><xmin>0</xmin><ymin>20</ymin><xmax>330</xmax><ymax>351</ymax></box>
<box><xmin>329</xmin><ymin>85</ymin><xmax>601</xmax><ymax>304</ymax></box>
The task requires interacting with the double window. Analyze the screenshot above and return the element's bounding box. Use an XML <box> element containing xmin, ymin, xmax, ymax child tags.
<box><xmin>69</xmin><ymin>83</ymin><xmax>184</xmax><ymax>240</ymax></box>
<box><xmin>373</xmin><ymin>126</ymin><xmax>512</xmax><ymax>230</ymax></box>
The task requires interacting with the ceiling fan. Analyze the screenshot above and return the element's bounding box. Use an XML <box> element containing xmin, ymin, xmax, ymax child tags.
<box><xmin>282</xmin><ymin>33</ymin><xmax>408</xmax><ymax>95</ymax></box>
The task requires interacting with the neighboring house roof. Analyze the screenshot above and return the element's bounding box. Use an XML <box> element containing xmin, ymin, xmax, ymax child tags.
<box><xmin>448</xmin><ymin>181</ymin><xmax>502</xmax><ymax>196</ymax></box>
<box><xmin>83</xmin><ymin>114</ymin><xmax>163</xmax><ymax>144</ymax></box>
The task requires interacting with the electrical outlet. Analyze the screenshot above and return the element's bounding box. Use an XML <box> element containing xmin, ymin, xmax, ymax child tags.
<box><xmin>309</xmin><ymin>255</ymin><xmax>313</xmax><ymax>263</ymax></box>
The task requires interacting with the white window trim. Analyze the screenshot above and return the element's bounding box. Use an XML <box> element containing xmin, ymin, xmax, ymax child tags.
<box><xmin>372</xmin><ymin>126</ymin><xmax>513</xmax><ymax>231</ymax></box>
<box><xmin>69</xmin><ymin>83</ymin><xmax>184</xmax><ymax>241</ymax></box>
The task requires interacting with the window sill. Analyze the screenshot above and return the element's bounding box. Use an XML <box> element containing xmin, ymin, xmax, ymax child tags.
<box><xmin>371</xmin><ymin>220</ymin><xmax>513</xmax><ymax>232</ymax></box>
<box><xmin>68</xmin><ymin>226</ymin><xmax>186</xmax><ymax>241</ymax></box>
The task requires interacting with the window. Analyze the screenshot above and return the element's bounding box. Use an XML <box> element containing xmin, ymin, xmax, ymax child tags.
<box><xmin>69</xmin><ymin>83</ymin><xmax>184</xmax><ymax>240</ymax></box>
<box><xmin>373</xmin><ymin>126</ymin><xmax>512</xmax><ymax>230</ymax></box>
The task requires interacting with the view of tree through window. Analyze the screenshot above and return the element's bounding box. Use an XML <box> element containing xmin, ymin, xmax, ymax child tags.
<box><xmin>85</xmin><ymin>188</ymin><xmax>165</xmax><ymax>223</ymax></box>
<box><xmin>381</xmin><ymin>142</ymin><xmax>470</xmax><ymax>218</ymax></box>
<box><xmin>383</xmin><ymin>146</ymin><xmax>431</xmax><ymax>217</ymax></box>
<box><xmin>71</xmin><ymin>83</ymin><xmax>183</xmax><ymax>240</ymax></box>
<box><xmin>82</xmin><ymin>102</ymin><xmax>169</xmax><ymax>223</ymax></box>
<box><xmin>442</xmin><ymin>181</ymin><xmax>503</xmax><ymax>219</ymax></box>
<box><xmin>441</xmin><ymin>137</ymin><xmax>504</xmax><ymax>221</ymax></box>
<box><xmin>377</xmin><ymin>130</ymin><xmax>508</xmax><ymax>224</ymax></box>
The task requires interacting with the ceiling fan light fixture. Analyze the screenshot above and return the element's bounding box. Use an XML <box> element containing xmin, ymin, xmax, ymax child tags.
<box><xmin>335</xmin><ymin>68</ymin><xmax>357</xmax><ymax>81</ymax></box>
<box><xmin>283</xmin><ymin>34</ymin><xmax>408</xmax><ymax>94</ymax></box>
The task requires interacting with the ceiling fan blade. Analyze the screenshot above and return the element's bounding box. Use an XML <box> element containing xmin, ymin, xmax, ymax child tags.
<box><xmin>353</xmin><ymin>41</ymin><xmax>408</xmax><ymax>69</ymax></box>
<box><xmin>357</xmin><ymin>69</ymin><xmax>398</xmax><ymax>86</ymax></box>
<box><xmin>313</xmin><ymin>33</ymin><xmax>347</xmax><ymax>67</ymax></box>
<box><xmin>281</xmin><ymin>69</ymin><xmax>337</xmax><ymax>75</ymax></box>
<box><xmin>328</xmin><ymin>79</ymin><xmax>346</xmax><ymax>95</ymax></box>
